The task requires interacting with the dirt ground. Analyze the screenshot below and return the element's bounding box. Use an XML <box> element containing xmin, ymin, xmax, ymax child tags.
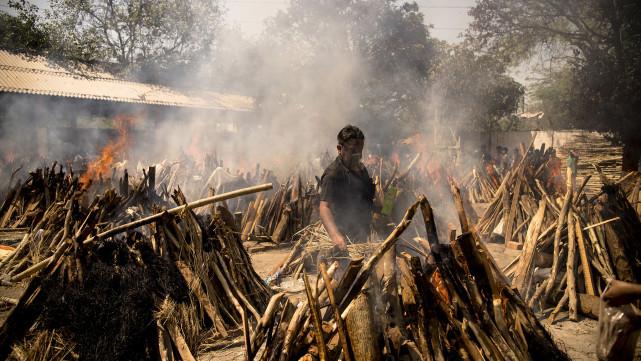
<box><xmin>2</xmin><ymin>242</ymin><xmax>639</xmax><ymax>360</ymax></box>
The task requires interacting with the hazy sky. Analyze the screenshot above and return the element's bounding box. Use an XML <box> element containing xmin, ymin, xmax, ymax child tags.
<box><xmin>226</xmin><ymin>0</ymin><xmax>475</xmax><ymax>43</ymax></box>
<box><xmin>1</xmin><ymin>0</ymin><xmax>474</xmax><ymax>44</ymax></box>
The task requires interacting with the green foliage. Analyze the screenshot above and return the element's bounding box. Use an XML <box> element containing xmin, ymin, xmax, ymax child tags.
<box><xmin>468</xmin><ymin>0</ymin><xmax>641</xmax><ymax>144</ymax></box>
<box><xmin>45</xmin><ymin>0</ymin><xmax>221</xmax><ymax>82</ymax></box>
<box><xmin>0</xmin><ymin>1</ymin><xmax>52</xmax><ymax>53</ymax></box>
<box><xmin>530</xmin><ymin>68</ymin><xmax>573</xmax><ymax>128</ymax></box>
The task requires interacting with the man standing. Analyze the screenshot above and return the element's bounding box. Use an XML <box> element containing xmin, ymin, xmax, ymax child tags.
<box><xmin>319</xmin><ymin>125</ymin><xmax>401</xmax><ymax>352</ymax></box>
<box><xmin>319</xmin><ymin>125</ymin><xmax>375</xmax><ymax>262</ymax></box>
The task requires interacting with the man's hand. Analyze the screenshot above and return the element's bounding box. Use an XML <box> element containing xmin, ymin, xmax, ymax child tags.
<box><xmin>332</xmin><ymin>234</ymin><xmax>348</xmax><ymax>250</ymax></box>
<box><xmin>319</xmin><ymin>200</ymin><xmax>348</xmax><ymax>251</ymax></box>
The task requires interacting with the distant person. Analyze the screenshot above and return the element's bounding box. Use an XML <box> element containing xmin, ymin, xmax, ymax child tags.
<box><xmin>546</xmin><ymin>149</ymin><xmax>565</xmax><ymax>195</ymax></box>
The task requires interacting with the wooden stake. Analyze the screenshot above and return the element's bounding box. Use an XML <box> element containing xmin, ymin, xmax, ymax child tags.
<box><xmin>574</xmin><ymin>215</ymin><xmax>595</xmax><ymax>296</ymax></box>
<box><xmin>566</xmin><ymin>208</ymin><xmax>578</xmax><ymax>321</ymax></box>
<box><xmin>303</xmin><ymin>272</ymin><xmax>328</xmax><ymax>361</ymax></box>
<box><xmin>319</xmin><ymin>262</ymin><xmax>353</xmax><ymax>361</ymax></box>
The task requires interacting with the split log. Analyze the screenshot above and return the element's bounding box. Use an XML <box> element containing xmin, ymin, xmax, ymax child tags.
<box><xmin>566</xmin><ymin>208</ymin><xmax>578</xmax><ymax>321</ymax></box>
<box><xmin>319</xmin><ymin>262</ymin><xmax>353</xmax><ymax>361</ymax></box>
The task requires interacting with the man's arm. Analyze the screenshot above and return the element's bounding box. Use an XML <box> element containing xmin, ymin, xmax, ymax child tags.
<box><xmin>319</xmin><ymin>200</ymin><xmax>347</xmax><ymax>250</ymax></box>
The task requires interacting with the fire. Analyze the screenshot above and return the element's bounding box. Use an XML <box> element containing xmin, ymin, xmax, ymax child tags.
<box><xmin>185</xmin><ymin>133</ymin><xmax>206</xmax><ymax>168</ymax></box>
<box><xmin>80</xmin><ymin>115</ymin><xmax>135</xmax><ymax>188</ymax></box>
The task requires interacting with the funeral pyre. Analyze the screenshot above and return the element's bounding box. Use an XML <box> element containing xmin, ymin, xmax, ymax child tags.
<box><xmin>0</xmin><ymin>154</ymin><xmax>576</xmax><ymax>361</ymax></box>
<box><xmin>0</xmin><ymin>163</ymin><xmax>273</xmax><ymax>360</ymax></box>
<box><xmin>247</xmin><ymin>182</ymin><xmax>569</xmax><ymax>361</ymax></box>
<box><xmin>469</xmin><ymin>141</ymin><xmax>641</xmax><ymax>324</ymax></box>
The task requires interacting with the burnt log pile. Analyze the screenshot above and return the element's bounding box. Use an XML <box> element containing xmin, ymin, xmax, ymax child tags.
<box><xmin>503</xmin><ymin>157</ymin><xmax>641</xmax><ymax>323</ymax></box>
<box><xmin>246</xmin><ymin>186</ymin><xmax>570</xmax><ymax>361</ymax></box>
<box><xmin>0</xmin><ymin>166</ymin><xmax>273</xmax><ymax>361</ymax></box>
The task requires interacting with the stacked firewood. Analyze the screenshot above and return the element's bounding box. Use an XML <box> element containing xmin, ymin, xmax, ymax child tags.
<box><xmin>504</xmin><ymin>158</ymin><xmax>641</xmax><ymax>323</ymax></box>
<box><xmin>461</xmin><ymin>167</ymin><xmax>501</xmax><ymax>203</ymax></box>
<box><xmin>0</xmin><ymin>167</ymin><xmax>273</xmax><ymax>361</ymax></box>
<box><xmin>240</xmin><ymin>175</ymin><xmax>318</xmax><ymax>244</ymax></box>
<box><xmin>246</xmin><ymin>186</ymin><xmax>570</xmax><ymax>361</ymax></box>
<box><xmin>476</xmin><ymin>144</ymin><xmax>565</xmax><ymax>249</ymax></box>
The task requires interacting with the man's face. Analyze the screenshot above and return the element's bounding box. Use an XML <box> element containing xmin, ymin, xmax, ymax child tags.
<box><xmin>337</xmin><ymin>139</ymin><xmax>364</xmax><ymax>167</ymax></box>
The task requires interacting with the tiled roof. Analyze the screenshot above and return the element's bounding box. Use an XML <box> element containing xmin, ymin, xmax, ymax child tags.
<box><xmin>0</xmin><ymin>50</ymin><xmax>254</xmax><ymax>111</ymax></box>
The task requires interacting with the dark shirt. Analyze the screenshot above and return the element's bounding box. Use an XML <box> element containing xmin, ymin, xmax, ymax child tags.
<box><xmin>320</xmin><ymin>157</ymin><xmax>375</xmax><ymax>243</ymax></box>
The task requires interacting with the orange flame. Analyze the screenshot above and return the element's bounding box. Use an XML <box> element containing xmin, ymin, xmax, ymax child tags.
<box><xmin>80</xmin><ymin>115</ymin><xmax>135</xmax><ymax>188</ymax></box>
<box><xmin>185</xmin><ymin>133</ymin><xmax>206</xmax><ymax>168</ymax></box>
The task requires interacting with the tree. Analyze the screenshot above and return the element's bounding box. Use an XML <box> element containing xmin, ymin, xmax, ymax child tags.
<box><xmin>254</xmin><ymin>0</ymin><xmax>437</xmax><ymax>145</ymax></box>
<box><xmin>0</xmin><ymin>1</ymin><xmax>52</xmax><ymax>53</ymax></box>
<box><xmin>45</xmin><ymin>0</ymin><xmax>223</xmax><ymax>82</ymax></box>
<box><xmin>467</xmin><ymin>0</ymin><xmax>641</xmax><ymax>165</ymax></box>
<box><xmin>430</xmin><ymin>44</ymin><xmax>524</xmax><ymax>133</ymax></box>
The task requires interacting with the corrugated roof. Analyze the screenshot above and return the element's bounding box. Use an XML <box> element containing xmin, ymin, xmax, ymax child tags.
<box><xmin>0</xmin><ymin>50</ymin><xmax>254</xmax><ymax>111</ymax></box>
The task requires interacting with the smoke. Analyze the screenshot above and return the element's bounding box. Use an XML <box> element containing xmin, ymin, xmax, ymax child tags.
<box><xmin>0</xmin><ymin>0</ymin><xmax>483</xmax><ymax>233</ymax></box>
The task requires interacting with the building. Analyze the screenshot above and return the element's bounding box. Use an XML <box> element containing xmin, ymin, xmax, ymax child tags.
<box><xmin>0</xmin><ymin>50</ymin><xmax>254</xmax><ymax>161</ymax></box>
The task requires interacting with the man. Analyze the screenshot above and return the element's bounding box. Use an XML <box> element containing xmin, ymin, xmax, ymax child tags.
<box><xmin>319</xmin><ymin>125</ymin><xmax>375</xmax><ymax>255</ymax></box>
<box><xmin>319</xmin><ymin>126</ymin><xmax>401</xmax><ymax>349</ymax></box>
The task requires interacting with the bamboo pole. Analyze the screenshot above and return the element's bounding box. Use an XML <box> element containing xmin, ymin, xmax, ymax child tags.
<box><xmin>7</xmin><ymin>184</ymin><xmax>272</xmax><ymax>283</ymax></box>
<box><xmin>88</xmin><ymin>183</ymin><xmax>272</xmax><ymax>244</ymax></box>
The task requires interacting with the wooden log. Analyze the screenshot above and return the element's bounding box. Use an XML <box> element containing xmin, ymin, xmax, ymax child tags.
<box><xmin>544</xmin><ymin>153</ymin><xmax>576</xmax><ymax>299</ymax></box>
<box><xmin>319</xmin><ymin>262</ymin><xmax>353</xmax><ymax>361</ymax></box>
<box><xmin>577</xmin><ymin>293</ymin><xmax>600</xmax><ymax>319</ymax></box>
<box><xmin>157</xmin><ymin>321</ymin><xmax>175</xmax><ymax>361</ymax></box>
<box><xmin>548</xmin><ymin>290</ymin><xmax>568</xmax><ymax>324</ymax></box>
<box><xmin>449</xmin><ymin>180</ymin><xmax>470</xmax><ymax>233</ymax></box>
<box><xmin>338</xmin><ymin>198</ymin><xmax>421</xmax><ymax>311</ymax></box>
<box><xmin>513</xmin><ymin>200</ymin><xmax>546</xmax><ymax>298</ymax></box>
<box><xmin>566</xmin><ymin>208</ymin><xmax>578</xmax><ymax>321</ymax></box>
<box><xmin>175</xmin><ymin>261</ymin><xmax>228</xmax><ymax>337</ymax></box>
<box><xmin>345</xmin><ymin>290</ymin><xmax>381</xmax><ymax>361</ymax></box>
<box><xmin>504</xmin><ymin>175</ymin><xmax>522</xmax><ymax>245</ymax></box>
<box><xmin>271</xmin><ymin>206</ymin><xmax>291</xmax><ymax>244</ymax></box>
<box><xmin>249</xmin><ymin>292</ymin><xmax>285</xmax><ymax>356</ymax></box>
<box><xmin>167</xmin><ymin>320</ymin><xmax>197</xmax><ymax>361</ymax></box>
<box><xmin>397</xmin><ymin>255</ymin><xmax>433</xmax><ymax>361</ymax></box>
<box><xmin>242</xmin><ymin>307</ymin><xmax>253</xmax><ymax>361</ymax></box>
<box><xmin>574</xmin><ymin>215</ymin><xmax>595</xmax><ymax>296</ymax></box>
<box><xmin>303</xmin><ymin>272</ymin><xmax>328</xmax><ymax>361</ymax></box>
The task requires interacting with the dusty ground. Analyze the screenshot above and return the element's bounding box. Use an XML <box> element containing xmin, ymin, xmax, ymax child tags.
<box><xmin>2</xmin><ymin>241</ymin><xmax>638</xmax><ymax>360</ymax></box>
<box><xmin>486</xmin><ymin>243</ymin><xmax>601</xmax><ymax>361</ymax></box>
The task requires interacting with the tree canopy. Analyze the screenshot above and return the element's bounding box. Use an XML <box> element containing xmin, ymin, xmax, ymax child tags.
<box><xmin>2</xmin><ymin>0</ymin><xmax>223</xmax><ymax>83</ymax></box>
<box><xmin>251</xmin><ymin>0</ymin><xmax>438</xmax><ymax>145</ymax></box>
<box><xmin>468</xmin><ymin>0</ymin><xmax>641</xmax><ymax>150</ymax></box>
<box><xmin>430</xmin><ymin>44</ymin><xmax>524</xmax><ymax>132</ymax></box>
